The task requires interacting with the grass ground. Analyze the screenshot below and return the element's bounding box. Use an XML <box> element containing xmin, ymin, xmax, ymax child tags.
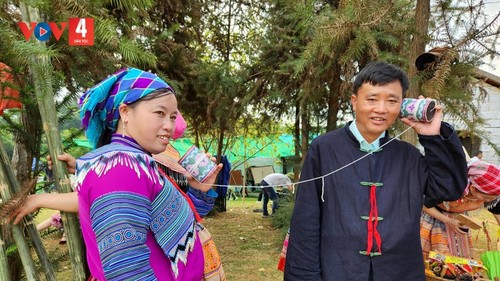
<box><xmin>203</xmin><ymin>196</ymin><xmax>285</xmax><ymax>281</ymax></box>
<box><xmin>30</xmin><ymin>196</ymin><xmax>499</xmax><ymax>281</ymax></box>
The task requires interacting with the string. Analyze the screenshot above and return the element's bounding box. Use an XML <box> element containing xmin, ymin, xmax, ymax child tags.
<box><xmin>197</xmin><ymin>122</ymin><xmax>418</xmax><ymax>189</ymax></box>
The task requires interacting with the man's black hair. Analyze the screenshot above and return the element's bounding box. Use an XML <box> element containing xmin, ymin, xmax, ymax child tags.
<box><xmin>353</xmin><ymin>61</ymin><xmax>409</xmax><ymax>97</ymax></box>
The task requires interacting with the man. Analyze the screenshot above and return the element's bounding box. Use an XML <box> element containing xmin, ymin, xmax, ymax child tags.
<box><xmin>284</xmin><ymin>61</ymin><xmax>468</xmax><ymax>281</ymax></box>
<box><xmin>260</xmin><ymin>173</ymin><xmax>292</xmax><ymax>217</ymax></box>
<box><xmin>468</xmin><ymin>150</ymin><xmax>483</xmax><ymax>165</ymax></box>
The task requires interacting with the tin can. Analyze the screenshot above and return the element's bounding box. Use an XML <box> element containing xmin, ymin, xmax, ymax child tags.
<box><xmin>400</xmin><ymin>98</ymin><xmax>436</xmax><ymax>122</ymax></box>
<box><xmin>178</xmin><ymin>145</ymin><xmax>217</xmax><ymax>183</ymax></box>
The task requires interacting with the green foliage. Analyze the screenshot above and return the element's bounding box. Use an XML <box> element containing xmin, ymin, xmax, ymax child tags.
<box><xmin>118</xmin><ymin>38</ymin><xmax>157</xmax><ymax>68</ymax></box>
<box><xmin>0</xmin><ymin>123</ymin><xmax>15</xmax><ymax>159</ymax></box>
<box><xmin>6</xmin><ymin>243</ymin><xmax>17</xmax><ymax>257</ymax></box>
<box><xmin>271</xmin><ymin>194</ymin><xmax>294</xmax><ymax>237</ymax></box>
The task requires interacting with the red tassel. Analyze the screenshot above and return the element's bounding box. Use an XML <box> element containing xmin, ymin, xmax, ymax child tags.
<box><xmin>366</xmin><ymin>184</ymin><xmax>382</xmax><ymax>255</ymax></box>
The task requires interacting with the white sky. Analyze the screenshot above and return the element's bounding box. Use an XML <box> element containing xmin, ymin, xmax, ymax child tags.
<box><xmin>479</xmin><ymin>1</ymin><xmax>500</xmax><ymax>75</ymax></box>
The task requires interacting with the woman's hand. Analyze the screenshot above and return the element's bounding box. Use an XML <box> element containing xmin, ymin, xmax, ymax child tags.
<box><xmin>444</xmin><ymin>216</ymin><xmax>469</xmax><ymax>235</ymax></box>
<box><xmin>7</xmin><ymin>192</ymin><xmax>79</xmax><ymax>225</ymax></box>
<box><xmin>8</xmin><ymin>194</ymin><xmax>42</xmax><ymax>225</ymax></box>
<box><xmin>186</xmin><ymin>153</ymin><xmax>223</xmax><ymax>193</ymax></box>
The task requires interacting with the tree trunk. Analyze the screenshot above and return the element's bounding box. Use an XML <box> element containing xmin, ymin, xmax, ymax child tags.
<box><xmin>300</xmin><ymin>98</ymin><xmax>309</xmax><ymax>166</ymax></box>
<box><xmin>11</xmin><ymin>103</ymin><xmax>42</xmax><ymax>182</ymax></box>
<box><xmin>19</xmin><ymin>3</ymin><xmax>87</xmax><ymax>280</ymax></box>
<box><xmin>293</xmin><ymin>100</ymin><xmax>301</xmax><ymax>179</ymax></box>
<box><xmin>10</xmin><ymin>142</ymin><xmax>29</xmax><ymax>180</ymax></box>
<box><xmin>326</xmin><ymin>63</ymin><xmax>341</xmax><ymax>132</ymax></box>
<box><xmin>401</xmin><ymin>0</ymin><xmax>430</xmax><ymax>145</ymax></box>
<box><xmin>214</xmin><ymin>128</ymin><xmax>226</xmax><ymax>212</ymax></box>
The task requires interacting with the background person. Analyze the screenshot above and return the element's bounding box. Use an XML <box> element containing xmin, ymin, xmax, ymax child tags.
<box><xmin>284</xmin><ymin>61</ymin><xmax>468</xmax><ymax>281</ymax></box>
<box><xmin>260</xmin><ymin>173</ymin><xmax>292</xmax><ymax>218</ymax></box>
<box><xmin>468</xmin><ymin>150</ymin><xmax>483</xmax><ymax>165</ymax></box>
<box><xmin>420</xmin><ymin>161</ymin><xmax>500</xmax><ymax>259</ymax></box>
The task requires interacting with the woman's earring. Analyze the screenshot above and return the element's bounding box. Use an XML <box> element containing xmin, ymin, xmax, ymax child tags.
<box><xmin>122</xmin><ymin>123</ymin><xmax>126</xmax><ymax>137</ymax></box>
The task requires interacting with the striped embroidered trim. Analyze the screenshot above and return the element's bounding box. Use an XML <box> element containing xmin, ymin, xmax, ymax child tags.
<box><xmin>151</xmin><ymin>176</ymin><xmax>196</xmax><ymax>279</ymax></box>
<box><xmin>91</xmin><ymin>192</ymin><xmax>155</xmax><ymax>280</ymax></box>
<box><xmin>76</xmin><ymin>144</ymin><xmax>158</xmax><ymax>192</ymax></box>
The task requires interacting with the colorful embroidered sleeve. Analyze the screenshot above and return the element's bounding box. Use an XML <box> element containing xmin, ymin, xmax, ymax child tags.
<box><xmin>78</xmin><ymin>150</ymin><xmax>159</xmax><ymax>281</ymax></box>
<box><xmin>187</xmin><ymin>187</ymin><xmax>217</xmax><ymax>217</ymax></box>
<box><xmin>91</xmin><ymin>192</ymin><xmax>155</xmax><ymax>280</ymax></box>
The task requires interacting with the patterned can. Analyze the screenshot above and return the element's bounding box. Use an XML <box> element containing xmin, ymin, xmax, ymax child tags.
<box><xmin>399</xmin><ymin>98</ymin><xmax>436</xmax><ymax>122</ymax></box>
<box><xmin>178</xmin><ymin>146</ymin><xmax>217</xmax><ymax>183</ymax></box>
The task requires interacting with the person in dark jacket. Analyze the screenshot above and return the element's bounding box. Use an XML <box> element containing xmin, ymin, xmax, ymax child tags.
<box><xmin>284</xmin><ymin>61</ymin><xmax>468</xmax><ymax>281</ymax></box>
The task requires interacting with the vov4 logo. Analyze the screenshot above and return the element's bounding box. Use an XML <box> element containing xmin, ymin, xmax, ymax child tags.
<box><xmin>18</xmin><ymin>18</ymin><xmax>94</xmax><ymax>46</ymax></box>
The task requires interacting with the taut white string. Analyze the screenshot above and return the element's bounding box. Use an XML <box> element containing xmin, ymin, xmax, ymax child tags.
<box><xmin>201</xmin><ymin>123</ymin><xmax>417</xmax><ymax>190</ymax></box>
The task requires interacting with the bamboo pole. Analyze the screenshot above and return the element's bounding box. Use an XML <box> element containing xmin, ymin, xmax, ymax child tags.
<box><xmin>0</xmin><ymin>141</ymin><xmax>38</xmax><ymax>281</ymax></box>
<box><xmin>0</xmin><ymin>139</ymin><xmax>56</xmax><ymax>281</ymax></box>
<box><xmin>0</xmin><ymin>226</ymin><xmax>10</xmax><ymax>281</ymax></box>
<box><xmin>25</xmin><ymin>220</ymin><xmax>58</xmax><ymax>280</ymax></box>
<box><xmin>19</xmin><ymin>3</ymin><xmax>87</xmax><ymax>280</ymax></box>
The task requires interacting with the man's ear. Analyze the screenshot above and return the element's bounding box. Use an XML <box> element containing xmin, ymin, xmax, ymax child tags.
<box><xmin>350</xmin><ymin>94</ymin><xmax>357</xmax><ymax>112</ymax></box>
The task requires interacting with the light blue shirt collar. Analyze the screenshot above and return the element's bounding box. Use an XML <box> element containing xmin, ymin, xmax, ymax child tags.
<box><xmin>349</xmin><ymin>120</ymin><xmax>386</xmax><ymax>151</ymax></box>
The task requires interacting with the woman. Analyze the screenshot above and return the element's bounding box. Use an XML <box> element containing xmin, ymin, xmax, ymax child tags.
<box><xmin>420</xmin><ymin>161</ymin><xmax>500</xmax><ymax>259</ymax></box>
<box><xmin>76</xmin><ymin>67</ymin><xmax>222</xmax><ymax>280</ymax></box>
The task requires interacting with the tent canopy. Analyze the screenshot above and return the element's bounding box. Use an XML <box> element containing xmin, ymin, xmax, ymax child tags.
<box><xmin>74</xmin><ymin>134</ymin><xmax>296</xmax><ymax>164</ymax></box>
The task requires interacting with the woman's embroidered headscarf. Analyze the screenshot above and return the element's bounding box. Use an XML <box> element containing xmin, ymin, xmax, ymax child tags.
<box><xmin>79</xmin><ymin>68</ymin><xmax>186</xmax><ymax>148</ymax></box>
<box><xmin>468</xmin><ymin>161</ymin><xmax>500</xmax><ymax>196</ymax></box>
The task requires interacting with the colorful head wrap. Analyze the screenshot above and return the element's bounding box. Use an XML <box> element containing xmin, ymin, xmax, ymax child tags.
<box><xmin>79</xmin><ymin>67</ymin><xmax>184</xmax><ymax>148</ymax></box>
<box><xmin>468</xmin><ymin>161</ymin><xmax>500</xmax><ymax>196</ymax></box>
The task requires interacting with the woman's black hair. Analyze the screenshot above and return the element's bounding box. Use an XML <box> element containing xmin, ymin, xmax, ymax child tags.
<box><xmin>127</xmin><ymin>88</ymin><xmax>174</xmax><ymax>108</ymax></box>
<box><xmin>97</xmin><ymin>127</ymin><xmax>113</xmax><ymax>148</ymax></box>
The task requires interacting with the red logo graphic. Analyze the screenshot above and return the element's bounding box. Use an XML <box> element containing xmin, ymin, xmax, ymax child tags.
<box><xmin>68</xmin><ymin>18</ymin><xmax>94</xmax><ymax>46</ymax></box>
<box><xmin>17</xmin><ymin>18</ymin><xmax>93</xmax><ymax>46</ymax></box>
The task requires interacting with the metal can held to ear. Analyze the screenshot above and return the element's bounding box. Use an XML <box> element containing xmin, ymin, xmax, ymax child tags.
<box><xmin>178</xmin><ymin>146</ymin><xmax>217</xmax><ymax>183</ymax></box>
<box><xmin>399</xmin><ymin>98</ymin><xmax>436</xmax><ymax>122</ymax></box>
